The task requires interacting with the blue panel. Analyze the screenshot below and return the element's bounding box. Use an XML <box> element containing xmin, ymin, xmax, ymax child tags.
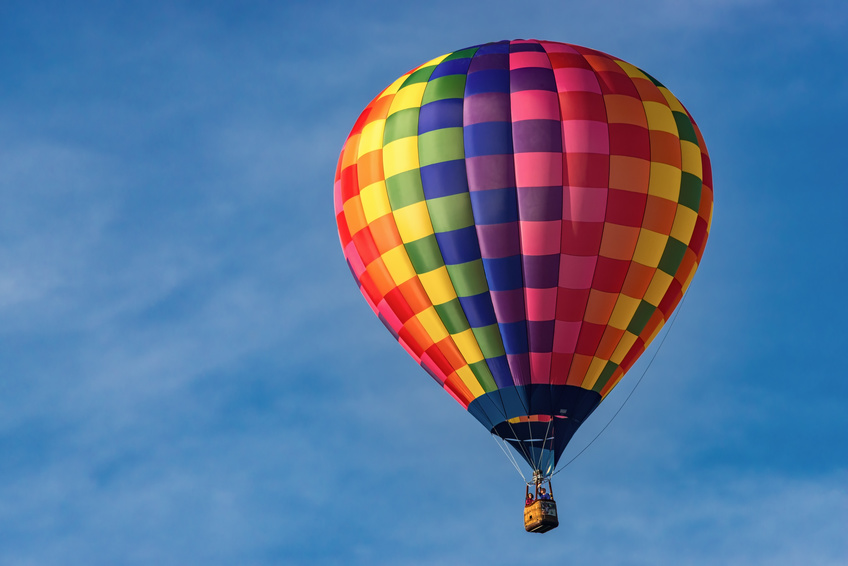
<box><xmin>469</xmin><ymin>187</ymin><xmax>518</xmax><ymax>225</ymax></box>
<box><xmin>459</xmin><ymin>292</ymin><xmax>498</xmax><ymax>327</ymax></box>
<box><xmin>430</xmin><ymin>57</ymin><xmax>473</xmax><ymax>80</ymax></box>
<box><xmin>465</xmin><ymin>69</ymin><xmax>511</xmax><ymax>95</ymax></box>
<box><xmin>419</xmin><ymin>99</ymin><xmax>464</xmax><ymax>133</ymax></box>
<box><xmin>464</xmin><ymin>121</ymin><xmax>514</xmax><ymax>157</ymax></box>
<box><xmin>484</xmin><ymin>354</ymin><xmax>514</xmax><ymax>389</ymax></box>
<box><xmin>420</xmin><ymin>159</ymin><xmax>468</xmax><ymax>198</ymax></box>
<box><xmin>500</xmin><ymin>321</ymin><xmax>529</xmax><ymax>356</ymax></box>
<box><xmin>482</xmin><ymin>256</ymin><xmax>524</xmax><ymax>291</ymax></box>
<box><xmin>435</xmin><ymin>226</ymin><xmax>481</xmax><ymax>265</ymax></box>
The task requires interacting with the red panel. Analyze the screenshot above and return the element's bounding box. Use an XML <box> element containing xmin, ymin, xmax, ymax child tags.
<box><xmin>575</xmin><ymin>322</ymin><xmax>605</xmax><ymax>355</ymax></box>
<box><xmin>605</xmin><ymin>189</ymin><xmax>648</xmax><ymax>227</ymax></box>
<box><xmin>555</xmin><ymin>287</ymin><xmax>591</xmax><ymax>321</ymax></box>
<box><xmin>558</xmin><ymin>91</ymin><xmax>607</xmax><ymax>121</ymax></box>
<box><xmin>609</xmin><ymin>123</ymin><xmax>651</xmax><ymax>160</ymax></box>
<box><xmin>561</xmin><ymin>221</ymin><xmax>604</xmax><ymax>256</ymax></box>
<box><xmin>592</xmin><ymin>257</ymin><xmax>629</xmax><ymax>293</ymax></box>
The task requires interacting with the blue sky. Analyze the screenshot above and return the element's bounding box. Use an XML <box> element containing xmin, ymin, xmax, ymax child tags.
<box><xmin>0</xmin><ymin>0</ymin><xmax>845</xmax><ymax>564</ymax></box>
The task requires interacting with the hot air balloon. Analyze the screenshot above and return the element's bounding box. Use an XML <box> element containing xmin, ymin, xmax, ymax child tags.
<box><xmin>334</xmin><ymin>39</ymin><xmax>712</xmax><ymax>531</ymax></box>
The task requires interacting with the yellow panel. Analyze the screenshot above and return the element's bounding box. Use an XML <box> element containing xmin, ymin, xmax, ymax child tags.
<box><xmin>643</xmin><ymin>101</ymin><xmax>677</xmax><ymax>135</ymax></box>
<box><xmin>358</xmin><ymin>119</ymin><xmax>387</xmax><ymax>158</ymax></box>
<box><xmin>581</xmin><ymin>357</ymin><xmax>609</xmax><ymax>390</ymax></box>
<box><xmin>416</xmin><ymin>306</ymin><xmax>449</xmax><ymax>343</ymax></box>
<box><xmin>608</xmin><ymin>294</ymin><xmax>641</xmax><ymax>330</ymax></box>
<box><xmin>359</xmin><ymin>180</ymin><xmax>391</xmax><ymax>223</ymax></box>
<box><xmin>381</xmin><ymin>244</ymin><xmax>417</xmax><ymax>286</ymax></box>
<box><xmin>452</xmin><ymin>328</ymin><xmax>484</xmax><ymax>364</ymax></box>
<box><xmin>643</xmin><ymin>270</ymin><xmax>673</xmax><ymax>306</ymax></box>
<box><xmin>456</xmin><ymin>365</ymin><xmax>485</xmax><ymax>398</ymax></box>
<box><xmin>614</xmin><ymin>59</ymin><xmax>647</xmax><ymax>79</ymax></box>
<box><xmin>383</xmin><ymin>137</ymin><xmax>419</xmax><ymax>178</ymax></box>
<box><xmin>658</xmin><ymin>87</ymin><xmax>686</xmax><ymax>113</ymax></box>
<box><xmin>670</xmin><ymin>206</ymin><xmax>698</xmax><ymax>243</ymax></box>
<box><xmin>680</xmin><ymin>140</ymin><xmax>702</xmax><ymax>177</ymax></box>
<box><xmin>610</xmin><ymin>331</ymin><xmax>638</xmax><ymax>364</ymax></box>
<box><xmin>648</xmin><ymin>162</ymin><xmax>681</xmax><ymax>201</ymax></box>
<box><xmin>632</xmin><ymin>228</ymin><xmax>668</xmax><ymax>268</ymax></box>
<box><xmin>418</xmin><ymin>266</ymin><xmax>458</xmax><ymax>305</ymax></box>
<box><xmin>393</xmin><ymin>201</ymin><xmax>434</xmax><ymax>242</ymax></box>
<box><xmin>390</xmin><ymin>82</ymin><xmax>428</xmax><ymax>112</ymax></box>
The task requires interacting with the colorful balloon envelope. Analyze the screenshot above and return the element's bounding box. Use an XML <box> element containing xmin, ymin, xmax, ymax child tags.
<box><xmin>334</xmin><ymin>39</ymin><xmax>713</xmax><ymax>476</ymax></box>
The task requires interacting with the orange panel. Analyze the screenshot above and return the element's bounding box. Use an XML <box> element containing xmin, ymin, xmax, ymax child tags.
<box><xmin>642</xmin><ymin>195</ymin><xmax>677</xmax><ymax>235</ymax></box>
<box><xmin>649</xmin><ymin>131</ymin><xmax>682</xmax><ymax>168</ymax></box>
<box><xmin>621</xmin><ymin>262</ymin><xmax>655</xmax><ymax>298</ymax></box>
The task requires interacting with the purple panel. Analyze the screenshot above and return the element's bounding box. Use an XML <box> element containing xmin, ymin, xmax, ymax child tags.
<box><xmin>476</xmin><ymin>222</ymin><xmax>521</xmax><ymax>258</ymax></box>
<box><xmin>511</xmin><ymin>119</ymin><xmax>562</xmax><ymax>153</ymax></box>
<box><xmin>527</xmin><ymin>320</ymin><xmax>556</xmax><ymax>352</ymax></box>
<box><xmin>516</xmin><ymin>186</ymin><xmax>563</xmax><ymax>221</ymax></box>
<box><xmin>463</xmin><ymin>92</ymin><xmax>510</xmax><ymax>125</ymax></box>
<box><xmin>510</xmin><ymin>67</ymin><xmax>557</xmax><ymax>92</ymax></box>
<box><xmin>465</xmin><ymin>155</ymin><xmax>515</xmax><ymax>191</ymax></box>
<box><xmin>522</xmin><ymin>255</ymin><xmax>560</xmax><ymax>288</ymax></box>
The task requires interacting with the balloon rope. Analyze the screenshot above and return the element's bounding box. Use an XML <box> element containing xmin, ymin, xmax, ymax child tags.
<box><xmin>552</xmin><ymin>295</ymin><xmax>687</xmax><ymax>476</ymax></box>
<box><xmin>491</xmin><ymin>433</ymin><xmax>527</xmax><ymax>482</ymax></box>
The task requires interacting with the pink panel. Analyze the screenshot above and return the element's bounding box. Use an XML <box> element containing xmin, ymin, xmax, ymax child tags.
<box><xmin>511</xmin><ymin>90</ymin><xmax>560</xmax><ymax>121</ymax></box>
<box><xmin>525</xmin><ymin>287</ymin><xmax>558</xmax><ymax>321</ymax></box>
<box><xmin>344</xmin><ymin>240</ymin><xmax>367</xmax><ymax>277</ymax></box>
<box><xmin>530</xmin><ymin>352</ymin><xmax>552</xmax><ymax>384</ymax></box>
<box><xmin>563</xmin><ymin>120</ymin><xmax>609</xmax><ymax>154</ymax></box>
<box><xmin>514</xmin><ymin>152</ymin><xmax>563</xmax><ymax>187</ymax></box>
<box><xmin>559</xmin><ymin>254</ymin><xmax>598</xmax><ymax>289</ymax></box>
<box><xmin>520</xmin><ymin>220</ymin><xmax>562</xmax><ymax>255</ymax></box>
<box><xmin>563</xmin><ymin>186</ymin><xmax>608</xmax><ymax>222</ymax></box>
<box><xmin>539</xmin><ymin>41</ymin><xmax>578</xmax><ymax>54</ymax></box>
<box><xmin>553</xmin><ymin>320</ymin><xmax>582</xmax><ymax>353</ymax></box>
<box><xmin>377</xmin><ymin>298</ymin><xmax>403</xmax><ymax>334</ymax></box>
<box><xmin>510</xmin><ymin>51</ymin><xmax>552</xmax><ymax>69</ymax></box>
<box><xmin>333</xmin><ymin>179</ymin><xmax>344</xmax><ymax>213</ymax></box>
<box><xmin>399</xmin><ymin>337</ymin><xmax>423</xmax><ymax>365</ymax></box>
<box><xmin>553</xmin><ymin>67</ymin><xmax>602</xmax><ymax>93</ymax></box>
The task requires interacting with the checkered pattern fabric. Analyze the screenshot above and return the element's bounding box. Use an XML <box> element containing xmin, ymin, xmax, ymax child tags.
<box><xmin>334</xmin><ymin>39</ymin><xmax>713</xmax><ymax>423</ymax></box>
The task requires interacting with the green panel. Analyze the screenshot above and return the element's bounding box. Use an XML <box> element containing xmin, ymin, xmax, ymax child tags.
<box><xmin>446</xmin><ymin>259</ymin><xmax>490</xmax><ymax>297</ymax></box>
<box><xmin>469</xmin><ymin>360</ymin><xmax>498</xmax><ymax>392</ymax></box>
<box><xmin>434</xmin><ymin>298</ymin><xmax>470</xmax><ymax>334</ymax></box>
<box><xmin>418</xmin><ymin>127</ymin><xmax>465</xmax><ymax>167</ymax></box>
<box><xmin>657</xmin><ymin>237</ymin><xmax>688</xmax><ymax>276</ymax></box>
<box><xmin>679</xmin><ymin>172</ymin><xmax>702</xmax><ymax>211</ymax></box>
<box><xmin>385</xmin><ymin>170</ymin><xmax>424</xmax><ymax>209</ymax></box>
<box><xmin>591</xmin><ymin>361</ymin><xmax>620</xmax><ymax>393</ymax></box>
<box><xmin>626</xmin><ymin>300</ymin><xmax>656</xmax><ymax>335</ymax></box>
<box><xmin>383</xmin><ymin>108</ymin><xmax>420</xmax><ymax>144</ymax></box>
<box><xmin>405</xmin><ymin>65</ymin><xmax>436</xmax><ymax>86</ymax></box>
<box><xmin>426</xmin><ymin>192</ymin><xmax>475</xmax><ymax>233</ymax></box>
<box><xmin>421</xmin><ymin>75</ymin><xmax>467</xmax><ymax>105</ymax></box>
<box><xmin>471</xmin><ymin>324</ymin><xmax>506</xmax><ymax>358</ymax></box>
<box><xmin>404</xmin><ymin>235</ymin><xmax>445</xmax><ymax>274</ymax></box>
<box><xmin>643</xmin><ymin>71</ymin><xmax>664</xmax><ymax>88</ymax></box>
<box><xmin>444</xmin><ymin>47</ymin><xmax>478</xmax><ymax>61</ymax></box>
<box><xmin>673</xmin><ymin>111</ymin><xmax>699</xmax><ymax>145</ymax></box>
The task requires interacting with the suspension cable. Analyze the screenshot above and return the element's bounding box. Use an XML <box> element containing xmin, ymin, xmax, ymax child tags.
<box><xmin>491</xmin><ymin>433</ymin><xmax>527</xmax><ymax>481</ymax></box>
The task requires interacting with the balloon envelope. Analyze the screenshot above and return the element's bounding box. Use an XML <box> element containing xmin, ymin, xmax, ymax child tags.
<box><xmin>334</xmin><ymin>39</ymin><xmax>713</xmax><ymax>474</ymax></box>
